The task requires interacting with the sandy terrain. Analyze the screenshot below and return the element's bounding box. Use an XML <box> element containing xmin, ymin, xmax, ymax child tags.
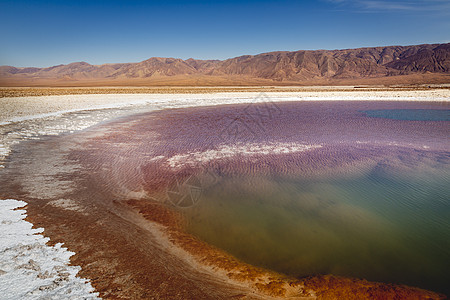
<box><xmin>1</xmin><ymin>85</ymin><xmax>450</xmax><ymax>98</ymax></box>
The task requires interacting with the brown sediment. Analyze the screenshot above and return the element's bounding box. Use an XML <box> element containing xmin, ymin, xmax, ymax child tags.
<box><xmin>301</xmin><ymin>275</ymin><xmax>445</xmax><ymax>300</ymax></box>
<box><xmin>125</xmin><ymin>199</ymin><xmax>306</xmax><ymax>297</ymax></box>
<box><xmin>18</xmin><ymin>183</ymin><xmax>264</xmax><ymax>299</ymax></box>
<box><xmin>124</xmin><ymin>198</ymin><xmax>446</xmax><ymax>299</ymax></box>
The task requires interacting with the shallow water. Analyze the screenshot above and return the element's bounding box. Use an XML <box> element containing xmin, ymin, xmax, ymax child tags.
<box><xmin>183</xmin><ymin>153</ymin><xmax>450</xmax><ymax>294</ymax></box>
<box><xmin>363</xmin><ymin>109</ymin><xmax>450</xmax><ymax>121</ymax></box>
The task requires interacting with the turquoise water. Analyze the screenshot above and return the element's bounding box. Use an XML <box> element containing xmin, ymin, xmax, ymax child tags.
<box><xmin>183</xmin><ymin>156</ymin><xmax>450</xmax><ymax>295</ymax></box>
<box><xmin>363</xmin><ymin>109</ymin><xmax>450</xmax><ymax>121</ymax></box>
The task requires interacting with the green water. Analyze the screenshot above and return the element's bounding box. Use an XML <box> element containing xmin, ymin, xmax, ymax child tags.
<box><xmin>183</xmin><ymin>158</ymin><xmax>450</xmax><ymax>295</ymax></box>
<box><xmin>363</xmin><ymin>109</ymin><xmax>450</xmax><ymax>121</ymax></box>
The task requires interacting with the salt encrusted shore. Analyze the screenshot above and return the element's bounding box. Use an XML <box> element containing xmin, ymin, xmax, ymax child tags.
<box><xmin>1</xmin><ymin>89</ymin><xmax>449</xmax><ymax>125</ymax></box>
<box><xmin>1</xmin><ymin>90</ymin><xmax>447</xmax><ymax>169</ymax></box>
<box><xmin>0</xmin><ymin>199</ymin><xmax>100</xmax><ymax>299</ymax></box>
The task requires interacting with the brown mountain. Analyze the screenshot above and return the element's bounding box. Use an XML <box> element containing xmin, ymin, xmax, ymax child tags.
<box><xmin>1</xmin><ymin>43</ymin><xmax>449</xmax><ymax>86</ymax></box>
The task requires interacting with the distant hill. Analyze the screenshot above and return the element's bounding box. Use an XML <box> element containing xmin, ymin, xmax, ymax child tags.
<box><xmin>1</xmin><ymin>43</ymin><xmax>449</xmax><ymax>86</ymax></box>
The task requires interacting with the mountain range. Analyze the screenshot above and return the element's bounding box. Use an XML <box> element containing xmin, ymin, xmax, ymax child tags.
<box><xmin>1</xmin><ymin>43</ymin><xmax>449</xmax><ymax>86</ymax></box>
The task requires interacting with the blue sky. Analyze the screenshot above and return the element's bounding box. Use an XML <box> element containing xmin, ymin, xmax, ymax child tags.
<box><xmin>1</xmin><ymin>0</ymin><xmax>449</xmax><ymax>67</ymax></box>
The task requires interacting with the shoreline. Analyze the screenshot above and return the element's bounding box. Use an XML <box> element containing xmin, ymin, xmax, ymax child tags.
<box><xmin>1</xmin><ymin>89</ymin><xmax>449</xmax><ymax>125</ymax></box>
<box><xmin>0</xmin><ymin>199</ymin><xmax>100</xmax><ymax>299</ymax></box>
<box><xmin>125</xmin><ymin>195</ymin><xmax>447</xmax><ymax>299</ymax></box>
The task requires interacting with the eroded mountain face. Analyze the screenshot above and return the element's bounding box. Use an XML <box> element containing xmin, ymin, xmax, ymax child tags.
<box><xmin>1</xmin><ymin>43</ymin><xmax>449</xmax><ymax>84</ymax></box>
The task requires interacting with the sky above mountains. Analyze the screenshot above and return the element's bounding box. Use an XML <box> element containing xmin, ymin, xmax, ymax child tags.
<box><xmin>1</xmin><ymin>0</ymin><xmax>449</xmax><ymax>67</ymax></box>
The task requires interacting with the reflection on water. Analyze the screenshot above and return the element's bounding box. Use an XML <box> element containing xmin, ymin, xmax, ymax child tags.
<box><xmin>363</xmin><ymin>109</ymin><xmax>450</xmax><ymax>121</ymax></box>
<box><xmin>183</xmin><ymin>155</ymin><xmax>450</xmax><ymax>295</ymax></box>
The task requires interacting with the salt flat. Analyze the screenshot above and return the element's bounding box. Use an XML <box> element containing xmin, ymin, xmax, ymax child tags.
<box><xmin>1</xmin><ymin>89</ymin><xmax>449</xmax><ymax>125</ymax></box>
<box><xmin>0</xmin><ymin>200</ymin><xmax>99</xmax><ymax>299</ymax></box>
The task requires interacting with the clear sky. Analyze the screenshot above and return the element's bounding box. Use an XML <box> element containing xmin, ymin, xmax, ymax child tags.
<box><xmin>1</xmin><ymin>0</ymin><xmax>449</xmax><ymax>67</ymax></box>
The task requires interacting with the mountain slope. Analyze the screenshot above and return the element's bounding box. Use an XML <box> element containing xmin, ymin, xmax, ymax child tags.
<box><xmin>1</xmin><ymin>43</ymin><xmax>449</xmax><ymax>85</ymax></box>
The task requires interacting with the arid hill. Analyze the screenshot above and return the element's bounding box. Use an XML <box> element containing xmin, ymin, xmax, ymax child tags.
<box><xmin>1</xmin><ymin>43</ymin><xmax>449</xmax><ymax>86</ymax></box>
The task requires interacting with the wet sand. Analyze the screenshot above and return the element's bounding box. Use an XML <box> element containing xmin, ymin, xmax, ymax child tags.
<box><xmin>0</xmin><ymin>94</ymin><xmax>449</xmax><ymax>299</ymax></box>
